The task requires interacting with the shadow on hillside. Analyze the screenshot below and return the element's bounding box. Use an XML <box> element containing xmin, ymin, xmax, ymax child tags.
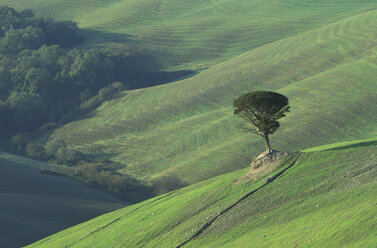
<box><xmin>78</xmin><ymin>29</ymin><xmax>199</xmax><ymax>86</ymax></box>
<box><xmin>79</xmin><ymin>29</ymin><xmax>140</xmax><ymax>45</ymax></box>
<box><xmin>41</xmin><ymin>161</ymin><xmax>188</xmax><ymax>203</ymax></box>
<box><xmin>0</xmin><ymin>157</ymin><xmax>125</xmax><ymax>248</ymax></box>
<box><xmin>324</xmin><ymin>140</ymin><xmax>377</xmax><ymax>152</ymax></box>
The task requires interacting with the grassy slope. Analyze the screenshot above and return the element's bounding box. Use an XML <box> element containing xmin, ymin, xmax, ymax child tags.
<box><xmin>1</xmin><ymin>0</ymin><xmax>377</xmax><ymax>69</ymax></box>
<box><xmin>27</xmin><ymin>138</ymin><xmax>377</xmax><ymax>247</ymax></box>
<box><xmin>1</xmin><ymin>1</ymin><xmax>377</xmax><ymax>184</ymax></box>
<box><xmin>46</xmin><ymin>9</ymin><xmax>377</xmax><ymax>184</ymax></box>
<box><xmin>0</xmin><ymin>152</ymin><xmax>125</xmax><ymax>248</ymax></box>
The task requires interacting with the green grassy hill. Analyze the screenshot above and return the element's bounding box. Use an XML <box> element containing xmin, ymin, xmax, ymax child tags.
<box><xmin>2</xmin><ymin>0</ymin><xmax>377</xmax><ymax>191</ymax></box>
<box><xmin>0</xmin><ymin>152</ymin><xmax>125</xmax><ymax>248</ymax></box>
<box><xmin>27</xmin><ymin>138</ymin><xmax>377</xmax><ymax>247</ymax></box>
<box><xmin>0</xmin><ymin>2</ymin><xmax>376</xmax><ymax>246</ymax></box>
<box><xmin>1</xmin><ymin>0</ymin><xmax>377</xmax><ymax>69</ymax></box>
<box><xmin>45</xmin><ymin>8</ymin><xmax>377</xmax><ymax>185</ymax></box>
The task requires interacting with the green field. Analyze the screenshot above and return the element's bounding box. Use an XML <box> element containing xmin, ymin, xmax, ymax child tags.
<box><xmin>2</xmin><ymin>0</ymin><xmax>377</xmax><ymax>69</ymax></box>
<box><xmin>27</xmin><ymin>138</ymin><xmax>377</xmax><ymax>247</ymax></box>
<box><xmin>41</xmin><ymin>7</ymin><xmax>377</xmax><ymax>186</ymax></box>
<box><xmin>1</xmin><ymin>0</ymin><xmax>376</xmax><ymax>188</ymax></box>
<box><xmin>0</xmin><ymin>152</ymin><xmax>125</xmax><ymax>248</ymax></box>
<box><xmin>0</xmin><ymin>1</ymin><xmax>376</xmax><ymax>246</ymax></box>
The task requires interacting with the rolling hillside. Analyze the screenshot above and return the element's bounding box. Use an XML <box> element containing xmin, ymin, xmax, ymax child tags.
<box><xmin>0</xmin><ymin>152</ymin><xmax>125</xmax><ymax>248</ymax></box>
<box><xmin>0</xmin><ymin>1</ymin><xmax>375</xmax><ymax>246</ymax></box>
<box><xmin>27</xmin><ymin>138</ymin><xmax>377</xmax><ymax>247</ymax></box>
<box><xmin>1</xmin><ymin>1</ymin><xmax>377</xmax><ymax>191</ymax></box>
<box><xmin>1</xmin><ymin>0</ymin><xmax>377</xmax><ymax>69</ymax></box>
<box><xmin>45</xmin><ymin>8</ymin><xmax>377</xmax><ymax>185</ymax></box>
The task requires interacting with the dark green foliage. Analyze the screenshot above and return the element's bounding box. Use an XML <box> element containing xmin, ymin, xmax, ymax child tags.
<box><xmin>0</xmin><ymin>6</ymin><xmax>188</xmax><ymax>144</ymax></box>
<box><xmin>7</xmin><ymin>91</ymin><xmax>48</xmax><ymax>132</ymax></box>
<box><xmin>0</xmin><ymin>6</ymin><xmax>150</xmax><ymax>140</ymax></box>
<box><xmin>233</xmin><ymin>91</ymin><xmax>290</xmax><ymax>151</ymax></box>
<box><xmin>0</xmin><ymin>5</ymin><xmax>82</xmax><ymax>49</ymax></box>
<box><xmin>25</xmin><ymin>141</ymin><xmax>45</xmax><ymax>159</ymax></box>
<box><xmin>44</xmin><ymin>138</ymin><xmax>67</xmax><ymax>158</ymax></box>
<box><xmin>43</xmin><ymin>20</ymin><xmax>84</xmax><ymax>48</ymax></box>
<box><xmin>79</xmin><ymin>88</ymin><xmax>93</xmax><ymax>102</ymax></box>
<box><xmin>0</xmin><ymin>100</ymin><xmax>11</xmax><ymax>137</ymax></box>
<box><xmin>55</xmin><ymin>147</ymin><xmax>84</xmax><ymax>165</ymax></box>
<box><xmin>98</xmin><ymin>86</ymin><xmax>115</xmax><ymax>101</ymax></box>
<box><xmin>111</xmin><ymin>81</ymin><xmax>125</xmax><ymax>91</ymax></box>
<box><xmin>0</xmin><ymin>27</ymin><xmax>45</xmax><ymax>55</ymax></box>
<box><xmin>10</xmin><ymin>133</ymin><xmax>26</xmax><ymax>152</ymax></box>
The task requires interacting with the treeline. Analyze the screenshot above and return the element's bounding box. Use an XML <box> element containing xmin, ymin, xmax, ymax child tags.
<box><xmin>0</xmin><ymin>6</ymin><xmax>148</xmax><ymax>139</ymax></box>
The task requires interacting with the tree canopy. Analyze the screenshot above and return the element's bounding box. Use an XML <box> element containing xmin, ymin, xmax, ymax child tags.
<box><xmin>233</xmin><ymin>91</ymin><xmax>290</xmax><ymax>152</ymax></box>
<box><xmin>0</xmin><ymin>6</ymin><xmax>150</xmax><ymax>140</ymax></box>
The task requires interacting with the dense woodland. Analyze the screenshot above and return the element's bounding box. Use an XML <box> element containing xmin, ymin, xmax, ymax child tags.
<box><xmin>0</xmin><ymin>6</ymin><xmax>151</xmax><ymax>140</ymax></box>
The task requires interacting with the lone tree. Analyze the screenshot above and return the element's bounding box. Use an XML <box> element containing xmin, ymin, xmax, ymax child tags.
<box><xmin>233</xmin><ymin>91</ymin><xmax>290</xmax><ymax>153</ymax></box>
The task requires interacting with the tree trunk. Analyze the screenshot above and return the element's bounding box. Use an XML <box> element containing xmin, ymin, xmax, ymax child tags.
<box><xmin>263</xmin><ymin>133</ymin><xmax>272</xmax><ymax>153</ymax></box>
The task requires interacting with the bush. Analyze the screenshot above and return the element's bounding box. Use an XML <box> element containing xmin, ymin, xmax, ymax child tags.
<box><xmin>45</xmin><ymin>138</ymin><xmax>66</xmax><ymax>158</ymax></box>
<box><xmin>55</xmin><ymin>147</ymin><xmax>84</xmax><ymax>165</ymax></box>
<box><xmin>98</xmin><ymin>86</ymin><xmax>115</xmax><ymax>101</ymax></box>
<box><xmin>79</xmin><ymin>95</ymin><xmax>101</xmax><ymax>111</ymax></box>
<box><xmin>26</xmin><ymin>141</ymin><xmax>45</xmax><ymax>159</ymax></box>
<box><xmin>10</xmin><ymin>134</ymin><xmax>26</xmax><ymax>153</ymax></box>
<box><xmin>111</xmin><ymin>81</ymin><xmax>124</xmax><ymax>91</ymax></box>
<box><xmin>0</xmin><ymin>27</ymin><xmax>45</xmax><ymax>55</ymax></box>
<box><xmin>80</xmin><ymin>88</ymin><xmax>93</xmax><ymax>102</ymax></box>
<box><xmin>40</xmin><ymin>122</ymin><xmax>57</xmax><ymax>132</ymax></box>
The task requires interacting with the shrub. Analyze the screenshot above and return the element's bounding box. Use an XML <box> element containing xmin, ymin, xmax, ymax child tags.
<box><xmin>40</xmin><ymin>122</ymin><xmax>57</xmax><ymax>132</ymax></box>
<box><xmin>98</xmin><ymin>86</ymin><xmax>115</xmax><ymax>101</ymax></box>
<box><xmin>111</xmin><ymin>81</ymin><xmax>124</xmax><ymax>91</ymax></box>
<box><xmin>26</xmin><ymin>141</ymin><xmax>45</xmax><ymax>159</ymax></box>
<box><xmin>80</xmin><ymin>88</ymin><xmax>92</xmax><ymax>102</ymax></box>
<box><xmin>45</xmin><ymin>138</ymin><xmax>66</xmax><ymax>158</ymax></box>
<box><xmin>10</xmin><ymin>134</ymin><xmax>26</xmax><ymax>153</ymax></box>
<box><xmin>79</xmin><ymin>95</ymin><xmax>101</xmax><ymax>111</ymax></box>
<box><xmin>55</xmin><ymin>147</ymin><xmax>84</xmax><ymax>165</ymax></box>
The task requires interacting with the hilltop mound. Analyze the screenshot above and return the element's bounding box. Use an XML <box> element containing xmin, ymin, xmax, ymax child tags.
<box><xmin>250</xmin><ymin>150</ymin><xmax>289</xmax><ymax>169</ymax></box>
<box><xmin>246</xmin><ymin>150</ymin><xmax>291</xmax><ymax>180</ymax></box>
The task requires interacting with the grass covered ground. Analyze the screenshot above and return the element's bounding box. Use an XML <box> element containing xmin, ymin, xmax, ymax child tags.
<box><xmin>1</xmin><ymin>1</ymin><xmax>375</xmax><ymax>246</ymax></box>
<box><xmin>46</xmin><ymin>8</ymin><xmax>377</xmax><ymax>185</ymax></box>
<box><xmin>1</xmin><ymin>0</ymin><xmax>377</xmax><ymax>194</ymax></box>
<box><xmin>27</xmin><ymin>138</ymin><xmax>377</xmax><ymax>247</ymax></box>
<box><xmin>0</xmin><ymin>152</ymin><xmax>125</xmax><ymax>248</ymax></box>
<box><xmin>1</xmin><ymin>0</ymin><xmax>377</xmax><ymax>69</ymax></box>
